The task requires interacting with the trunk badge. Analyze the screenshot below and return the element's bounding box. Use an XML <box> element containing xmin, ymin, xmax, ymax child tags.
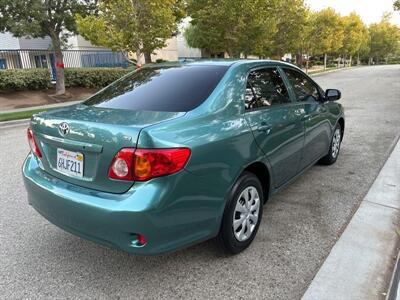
<box><xmin>59</xmin><ymin>122</ymin><xmax>70</xmax><ymax>136</ymax></box>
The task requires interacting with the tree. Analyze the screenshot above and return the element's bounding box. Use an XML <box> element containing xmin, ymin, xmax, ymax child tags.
<box><xmin>394</xmin><ymin>0</ymin><xmax>400</xmax><ymax>11</ymax></box>
<box><xmin>185</xmin><ymin>0</ymin><xmax>279</xmax><ymax>58</ymax></box>
<box><xmin>0</xmin><ymin>0</ymin><xmax>97</xmax><ymax>95</ymax></box>
<box><xmin>340</xmin><ymin>12</ymin><xmax>367</xmax><ymax>66</ymax></box>
<box><xmin>76</xmin><ymin>0</ymin><xmax>185</xmax><ymax>64</ymax></box>
<box><xmin>272</xmin><ymin>0</ymin><xmax>309</xmax><ymax>61</ymax></box>
<box><xmin>369</xmin><ymin>14</ymin><xmax>400</xmax><ymax>64</ymax></box>
<box><xmin>308</xmin><ymin>8</ymin><xmax>344</xmax><ymax>69</ymax></box>
<box><xmin>357</xmin><ymin>27</ymin><xmax>371</xmax><ymax>65</ymax></box>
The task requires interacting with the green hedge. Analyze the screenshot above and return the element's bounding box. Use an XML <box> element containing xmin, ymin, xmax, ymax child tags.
<box><xmin>0</xmin><ymin>69</ymin><xmax>52</xmax><ymax>91</ymax></box>
<box><xmin>64</xmin><ymin>68</ymin><xmax>131</xmax><ymax>88</ymax></box>
<box><xmin>0</xmin><ymin>68</ymin><xmax>133</xmax><ymax>91</ymax></box>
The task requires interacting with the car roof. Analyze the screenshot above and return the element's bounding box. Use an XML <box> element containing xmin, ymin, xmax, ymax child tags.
<box><xmin>145</xmin><ymin>59</ymin><xmax>301</xmax><ymax>69</ymax></box>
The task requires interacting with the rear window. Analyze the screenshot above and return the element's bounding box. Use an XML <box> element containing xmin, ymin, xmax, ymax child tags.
<box><xmin>84</xmin><ymin>65</ymin><xmax>229</xmax><ymax>112</ymax></box>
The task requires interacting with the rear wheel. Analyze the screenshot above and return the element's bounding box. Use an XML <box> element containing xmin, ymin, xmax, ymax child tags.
<box><xmin>216</xmin><ymin>171</ymin><xmax>263</xmax><ymax>254</ymax></box>
<box><xmin>319</xmin><ymin>123</ymin><xmax>342</xmax><ymax>165</ymax></box>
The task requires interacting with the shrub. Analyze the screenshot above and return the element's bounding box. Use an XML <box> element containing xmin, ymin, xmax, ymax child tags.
<box><xmin>64</xmin><ymin>68</ymin><xmax>131</xmax><ymax>88</ymax></box>
<box><xmin>0</xmin><ymin>69</ymin><xmax>52</xmax><ymax>91</ymax></box>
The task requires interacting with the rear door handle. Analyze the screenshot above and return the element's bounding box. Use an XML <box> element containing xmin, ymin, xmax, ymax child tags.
<box><xmin>294</xmin><ymin>108</ymin><xmax>305</xmax><ymax>116</ymax></box>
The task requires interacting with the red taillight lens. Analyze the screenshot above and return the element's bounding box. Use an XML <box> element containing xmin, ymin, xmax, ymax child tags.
<box><xmin>133</xmin><ymin>148</ymin><xmax>191</xmax><ymax>181</ymax></box>
<box><xmin>27</xmin><ymin>127</ymin><xmax>42</xmax><ymax>158</ymax></box>
<box><xmin>108</xmin><ymin>148</ymin><xmax>191</xmax><ymax>181</ymax></box>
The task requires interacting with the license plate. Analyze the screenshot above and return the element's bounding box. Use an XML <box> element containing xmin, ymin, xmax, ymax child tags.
<box><xmin>56</xmin><ymin>148</ymin><xmax>84</xmax><ymax>178</ymax></box>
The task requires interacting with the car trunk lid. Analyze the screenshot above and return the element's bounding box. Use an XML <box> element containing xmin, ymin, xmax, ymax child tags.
<box><xmin>30</xmin><ymin>104</ymin><xmax>185</xmax><ymax>193</ymax></box>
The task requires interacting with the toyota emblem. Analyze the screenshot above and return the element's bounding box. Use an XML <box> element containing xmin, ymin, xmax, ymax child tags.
<box><xmin>58</xmin><ymin>122</ymin><xmax>70</xmax><ymax>136</ymax></box>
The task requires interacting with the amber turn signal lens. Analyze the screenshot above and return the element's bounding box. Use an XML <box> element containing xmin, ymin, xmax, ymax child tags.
<box><xmin>134</xmin><ymin>156</ymin><xmax>152</xmax><ymax>178</ymax></box>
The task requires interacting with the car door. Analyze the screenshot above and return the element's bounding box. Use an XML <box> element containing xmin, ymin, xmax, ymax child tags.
<box><xmin>281</xmin><ymin>67</ymin><xmax>331</xmax><ymax>170</ymax></box>
<box><xmin>243</xmin><ymin>67</ymin><xmax>305</xmax><ymax>188</ymax></box>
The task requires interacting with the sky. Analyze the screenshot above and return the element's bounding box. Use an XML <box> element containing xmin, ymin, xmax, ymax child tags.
<box><xmin>306</xmin><ymin>0</ymin><xmax>400</xmax><ymax>25</ymax></box>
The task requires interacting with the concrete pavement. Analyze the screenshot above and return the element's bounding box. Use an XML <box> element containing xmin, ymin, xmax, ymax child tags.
<box><xmin>303</xmin><ymin>139</ymin><xmax>400</xmax><ymax>300</ymax></box>
<box><xmin>0</xmin><ymin>65</ymin><xmax>399</xmax><ymax>299</ymax></box>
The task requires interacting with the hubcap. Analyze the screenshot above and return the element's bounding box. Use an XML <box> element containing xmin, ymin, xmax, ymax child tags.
<box><xmin>332</xmin><ymin>128</ymin><xmax>341</xmax><ymax>158</ymax></box>
<box><xmin>233</xmin><ymin>186</ymin><xmax>260</xmax><ymax>242</ymax></box>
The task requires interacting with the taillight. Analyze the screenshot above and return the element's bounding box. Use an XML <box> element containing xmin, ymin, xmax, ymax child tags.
<box><xmin>27</xmin><ymin>127</ymin><xmax>42</xmax><ymax>158</ymax></box>
<box><xmin>108</xmin><ymin>148</ymin><xmax>191</xmax><ymax>181</ymax></box>
<box><xmin>133</xmin><ymin>148</ymin><xmax>191</xmax><ymax>181</ymax></box>
<box><xmin>108</xmin><ymin>148</ymin><xmax>135</xmax><ymax>181</ymax></box>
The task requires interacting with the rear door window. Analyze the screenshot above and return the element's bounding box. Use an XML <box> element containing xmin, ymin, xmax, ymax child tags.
<box><xmin>245</xmin><ymin>68</ymin><xmax>291</xmax><ymax>110</ymax></box>
<box><xmin>84</xmin><ymin>65</ymin><xmax>228</xmax><ymax>112</ymax></box>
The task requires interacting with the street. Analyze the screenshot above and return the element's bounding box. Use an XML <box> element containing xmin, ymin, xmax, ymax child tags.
<box><xmin>0</xmin><ymin>65</ymin><xmax>399</xmax><ymax>299</ymax></box>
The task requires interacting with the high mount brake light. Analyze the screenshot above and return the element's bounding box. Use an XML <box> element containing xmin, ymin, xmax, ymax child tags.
<box><xmin>108</xmin><ymin>148</ymin><xmax>191</xmax><ymax>181</ymax></box>
<box><xmin>27</xmin><ymin>127</ymin><xmax>42</xmax><ymax>158</ymax></box>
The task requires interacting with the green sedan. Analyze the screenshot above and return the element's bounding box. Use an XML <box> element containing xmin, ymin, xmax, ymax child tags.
<box><xmin>23</xmin><ymin>60</ymin><xmax>344</xmax><ymax>255</ymax></box>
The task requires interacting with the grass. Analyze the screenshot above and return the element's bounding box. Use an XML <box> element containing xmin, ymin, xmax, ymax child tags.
<box><xmin>0</xmin><ymin>108</ymin><xmax>50</xmax><ymax>122</ymax></box>
<box><xmin>307</xmin><ymin>65</ymin><xmax>362</xmax><ymax>75</ymax></box>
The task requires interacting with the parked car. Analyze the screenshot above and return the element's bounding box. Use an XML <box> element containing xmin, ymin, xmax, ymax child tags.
<box><xmin>23</xmin><ymin>60</ymin><xmax>344</xmax><ymax>255</ymax></box>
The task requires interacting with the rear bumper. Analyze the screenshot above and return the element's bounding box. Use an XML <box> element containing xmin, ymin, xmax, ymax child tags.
<box><xmin>23</xmin><ymin>154</ymin><xmax>222</xmax><ymax>255</ymax></box>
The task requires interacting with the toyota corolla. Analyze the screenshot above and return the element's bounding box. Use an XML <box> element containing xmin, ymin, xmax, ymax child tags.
<box><xmin>23</xmin><ymin>60</ymin><xmax>344</xmax><ymax>255</ymax></box>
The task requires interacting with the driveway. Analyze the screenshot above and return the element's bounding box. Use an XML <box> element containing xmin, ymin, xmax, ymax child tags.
<box><xmin>0</xmin><ymin>65</ymin><xmax>399</xmax><ymax>299</ymax></box>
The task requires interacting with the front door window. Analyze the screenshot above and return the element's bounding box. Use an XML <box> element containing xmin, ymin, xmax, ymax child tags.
<box><xmin>282</xmin><ymin>68</ymin><xmax>321</xmax><ymax>102</ymax></box>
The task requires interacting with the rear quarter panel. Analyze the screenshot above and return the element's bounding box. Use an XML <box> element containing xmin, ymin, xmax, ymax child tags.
<box><xmin>137</xmin><ymin>63</ymin><xmax>268</xmax><ymax>235</ymax></box>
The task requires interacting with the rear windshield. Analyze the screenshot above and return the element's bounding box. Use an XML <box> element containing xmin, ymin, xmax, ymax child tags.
<box><xmin>84</xmin><ymin>65</ymin><xmax>229</xmax><ymax>112</ymax></box>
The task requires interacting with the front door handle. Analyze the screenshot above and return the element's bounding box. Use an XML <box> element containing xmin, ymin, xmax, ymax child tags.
<box><xmin>258</xmin><ymin>123</ymin><xmax>271</xmax><ymax>132</ymax></box>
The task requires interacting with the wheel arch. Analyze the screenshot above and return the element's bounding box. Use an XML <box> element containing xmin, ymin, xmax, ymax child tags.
<box><xmin>243</xmin><ymin>161</ymin><xmax>271</xmax><ymax>203</ymax></box>
<box><xmin>337</xmin><ymin>117</ymin><xmax>345</xmax><ymax>140</ymax></box>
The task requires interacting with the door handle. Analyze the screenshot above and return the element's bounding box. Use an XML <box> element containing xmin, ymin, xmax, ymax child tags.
<box><xmin>258</xmin><ymin>123</ymin><xmax>271</xmax><ymax>132</ymax></box>
<box><xmin>302</xmin><ymin>114</ymin><xmax>312</xmax><ymax>121</ymax></box>
<box><xmin>294</xmin><ymin>108</ymin><xmax>305</xmax><ymax>116</ymax></box>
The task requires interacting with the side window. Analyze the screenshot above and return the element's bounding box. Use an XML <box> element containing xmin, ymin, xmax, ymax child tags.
<box><xmin>283</xmin><ymin>68</ymin><xmax>320</xmax><ymax>102</ymax></box>
<box><xmin>245</xmin><ymin>68</ymin><xmax>290</xmax><ymax>110</ymax></box>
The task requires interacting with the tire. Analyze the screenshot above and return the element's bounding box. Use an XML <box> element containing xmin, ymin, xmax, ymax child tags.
<box><xmin>216</xmin><ymin>171</ymin><xmax>264</xmax><ymax>254</ymax></box>
<box><xmin>319</xmin><ymin>123</ymin><xmax>342</xmax><ymax>165</ymax></box>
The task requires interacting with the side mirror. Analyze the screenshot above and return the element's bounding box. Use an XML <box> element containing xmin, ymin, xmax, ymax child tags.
<box><xmin>325</xmin><ymin>89</ymin><xmax>341</xmax><ymax>101</ymax></box>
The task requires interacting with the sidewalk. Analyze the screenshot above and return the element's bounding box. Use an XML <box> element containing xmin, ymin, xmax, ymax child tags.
<box><xmin>303</xmin><ymin>138</ymin><xmax>400</xmax><ymax>300</ymax></box>
<box><xmin>0</xmin><ymin>100</ymin><xmax>82</xmax><ymax>115</ymax></box>
<box><xmin>0</xmin><ymin>87</ymin><xmax>96</xmax><ymax>112</ymax></box>
<box><xmin>0</xmin><ymin>100</ymin><xmax>83</xmax><ymax>126</ymax></box>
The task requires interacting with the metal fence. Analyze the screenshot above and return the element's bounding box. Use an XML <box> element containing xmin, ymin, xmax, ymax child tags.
<box><xmin>0</xmin><ymin>49</ymin><xmax>130</xmax><ymax>79</ymax></box>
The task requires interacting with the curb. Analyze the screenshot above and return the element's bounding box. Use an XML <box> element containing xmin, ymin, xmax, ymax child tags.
<box><xmin>302</xmin><ymin>138</ymin><xmax>400</xmax><ymax>300</ymax></box>
<box><xmin>387</xmin><ymin>250</ymin><xmax>400</xmax><ymax>300</ymax></box>
<box><xmin>0</xmin><ymin>118</ymin><xmax>30</xmax><ymax>129</ymax></box>
<box><xmin>309</xmin><ymin>66</ymin><xmax>363</xmax><ymax>77</ymax></box>
<box><xmin>0</xmin><ymin>100</ymin><xmax>83</xmax><ymax>128</ymax></box>
<box><xmin>0</xmin><ymin>100</ymin><xmax>82</xmax><ymax>115</ymax></box>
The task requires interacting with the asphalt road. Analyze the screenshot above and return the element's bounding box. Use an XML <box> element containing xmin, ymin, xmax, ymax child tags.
<box><xmin>0</xmin><ymin>65</ymin><xmax>399</xmax><ymax>300</ymax></box>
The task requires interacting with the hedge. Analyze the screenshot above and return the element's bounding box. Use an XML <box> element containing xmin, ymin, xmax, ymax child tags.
<box><xmin>0</xmin><ymin>69</ymin><xmax>52</xmax><ymax>91</ymax></box>
<box><xmin>64</xmin><ymin>68</ymin><xmax>131</xmax><ymax>88</ymax></box>
<box><xmin>0</xmin><ymin>67</ymin><xmax>133</xmax><ymax>91</ymax></box>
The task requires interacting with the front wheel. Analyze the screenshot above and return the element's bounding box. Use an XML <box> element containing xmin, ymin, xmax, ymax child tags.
<box><xmin>319</xmin><ymin>123</ymin><xmax>342</xmax><ymax>165</ymax></box>
<box><xmin>216</xmin><ymin>171</ymin><xmax>263</xmax><ymax>254</ymax></box>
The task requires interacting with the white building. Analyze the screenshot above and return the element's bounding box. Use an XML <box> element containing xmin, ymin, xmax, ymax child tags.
<box><xmin>0</xmin><ymin>32</ymin><xmax>127</xmax><ymax>73</ymax></box>
<box><xmin>0</xmin><ymin>22</ymin><xmax>202</xmax><ymax>71</ymax></box>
